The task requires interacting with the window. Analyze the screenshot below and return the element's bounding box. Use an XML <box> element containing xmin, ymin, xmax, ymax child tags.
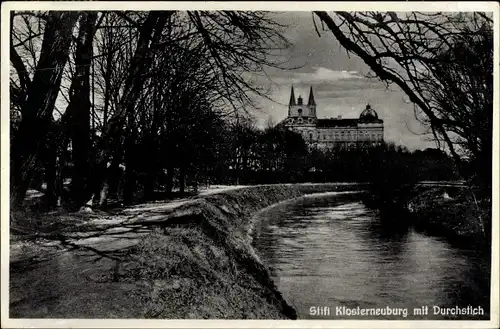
<box><xmin>309</xmin><ymin>133</ymin><xmax>313</xmax><ymax>140</ymax></box>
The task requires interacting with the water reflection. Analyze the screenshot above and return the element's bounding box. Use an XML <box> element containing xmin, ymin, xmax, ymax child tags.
<box><xmin>252</xmin><ymin>192</ymin><xmax>490</xmax><ymax>320</ymax></box>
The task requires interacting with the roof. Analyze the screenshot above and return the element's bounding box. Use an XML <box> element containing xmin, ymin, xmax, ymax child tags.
<box><xmin>316</xmin><ymin>118</ymin><xmax>359</xmax><ymax>127</ymax></box>
<box><xmin>358</xmin><ymin>117</ymin><xmax>384</xmax><ymax>124</ymax></box>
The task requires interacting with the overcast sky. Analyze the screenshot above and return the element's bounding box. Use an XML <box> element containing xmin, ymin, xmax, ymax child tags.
<box><xmin>250</xmin><ymin>12</ymin><xmax>437</xmax><ymax>151</ymax></box>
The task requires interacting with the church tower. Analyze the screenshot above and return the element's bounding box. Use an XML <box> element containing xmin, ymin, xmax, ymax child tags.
<box><xmin>288</xmin><ymin>85</ymin><xmax>296</xmax><ymax>115</ymax></box>
<box><xmin>287</xmin><ymin>86</ymin><xmax>317</xmax><ymax>126</ymax></box>
<box><xmin>307</xmin><ymin>86</ymin><xmax>316</xmax><ymax>117</ymax></box>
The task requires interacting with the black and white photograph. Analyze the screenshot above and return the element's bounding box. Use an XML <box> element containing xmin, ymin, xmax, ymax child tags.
<box><xmin>1</xmin><ymin>2</ymin><xmax>499</xmax><ymax>328</ymax></box>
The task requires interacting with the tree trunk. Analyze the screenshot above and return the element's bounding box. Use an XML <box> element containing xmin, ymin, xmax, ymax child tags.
<box><xmin>40</xmin><ymin>121</ymin><xmax>63</xmax><ymax>210</ymax></box>
<box><xmin>143</xmin><ymin>171</ymin><xmax>155</xmax><ymax>201</ymax></box>
<box><xmin>11</xmin><ymin>11</ymin><xmax>80</xmax><ymax>207</ymax></box>
<box><xmin>122</xmin><ymin>131</ymin><xmax>137</xmax><ymax>205</ymax></box>
<box><xmin>179</xmin><ymin>166</ymin><xmax>185</xmax><ymax>194</ymax></box>
<box><xmin>142</xmin><ymin>69</ymin><xmax>161</xmax><ymax>201</ymax></box>
<box><xmin>122</xmin><ymin>168</ymin><xmax>136</xmax><ymax>205</ymax></box>
<box><xmin>165</xmin><ymin>164</ymin><xmax>174</xmax><ymax>195</ymax></box>
<box><xmin>142</xmin><ymin>139</ymin><xmax>158</xmax><ymax>201</ymax></box>
<box><xmin>66</xmin><ymin>12</ymin><xmax>98</xmax><ymax>207</ymax></box>
<box><xmin>44</xmin><ymin>143</ymin><xmax>57</xmax><ymax>209</ymax></box>
<box><xmin>96</xmin><ymin>145</ymin><xmax>122</xmax><ymax>207</ymax></box>
<box><xmin>102</xmin><ymin>13</ymin><xmax>113</xmax><ymax>131</ymax></box>
<box><xmin>98</xmin><ymin>181</ymin><xmax>110</xmax><ymax>207</ymax></box>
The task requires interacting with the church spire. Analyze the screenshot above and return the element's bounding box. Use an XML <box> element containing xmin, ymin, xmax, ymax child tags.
<box><xmin>307</xmin><ymin>86</ymin><xmax>316</xmax><ymax>106</ymax></box>
<box><xmin>289</xmin><ymin>86</ymin><xmax>296</xmax><ymax>106</ymax></box>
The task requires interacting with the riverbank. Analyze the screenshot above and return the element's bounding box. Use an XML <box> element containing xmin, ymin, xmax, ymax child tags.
<box><xmin>10</xmin><ymin>183</ymin><xmax>362</xmax><ymax>319</ymax></box>
<box><xmin>363</xmin><ymin>184</ymin><xmax>491</xmax><ymax>251</ymax></box>
<box><xmin>408</xmin><ymin>186</ymin><xmax>491</xmax><ymax>250</ymax></box>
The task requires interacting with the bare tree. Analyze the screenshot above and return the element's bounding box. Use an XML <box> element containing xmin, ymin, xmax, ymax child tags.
<box><xmin>10</xmin><ymin>11</ymin><xmax>80</xmax><ymax>206</ymax></box>
<box><xmin>91</xmin><ymin>11</ymin><xmax>170</xmax><ymax>206</ymax></box>
<box><xmin>64</xmin><ymin>12</ymin><xmax>99</xmax><ymax>206</ymax></box>
<box><xmin>427</xmin><ymin>23</ymin><xmax>493</xmax><ymax>190</ymax></box>
<box><xmin>312</xmin><ymin>11</ymin><xmax>493</xmax><ymax>188</ymax></box>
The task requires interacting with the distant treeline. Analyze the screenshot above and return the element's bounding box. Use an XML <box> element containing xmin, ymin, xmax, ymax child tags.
<box><xmin>25</xmin><ymin>117</ymin><xmax>462</xmax><ymax>208</ymax></box>
<box><xmin>215</xmin><ymin>124</ymin><xmax>461</xmax><ymax>186</ymax></box>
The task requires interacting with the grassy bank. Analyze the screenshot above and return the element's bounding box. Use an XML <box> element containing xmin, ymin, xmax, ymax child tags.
<box><xmin>118</xmin><ymin>185</ymin><xmax>305</xmax><ymax>319</ymax></box>
<box><xmin>117</xmin><ymin>184</ymin><xmax>364</xmax><ymax>319</ymax></box>
<box><xmin>11</xmin><ymin>183</ymin><xmax>361</xmax><ymax>319</ymax></box>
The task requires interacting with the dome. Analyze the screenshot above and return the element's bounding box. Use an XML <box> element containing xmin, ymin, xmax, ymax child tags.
<box><xmin>359</xmin><ymin>104</ymin><xmax>379</xmax><ymax>121</ymax></box>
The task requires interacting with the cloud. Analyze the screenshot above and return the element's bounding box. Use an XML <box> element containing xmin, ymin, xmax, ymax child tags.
<box><xmin>297</xmin><ymin>67</ymin><xmax>364</xmax><ymax>82</ymax></box>
<box><xmin>271</xmin><ymin>66</ymin><xmax>366</xmax><ymax>86</ymax></box>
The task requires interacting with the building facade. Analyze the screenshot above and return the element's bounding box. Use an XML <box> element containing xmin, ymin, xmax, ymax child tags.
<box><xmin>282</xmin><ymin>86</ymin><xmax>384</xmax><ymax>149</ymax></box>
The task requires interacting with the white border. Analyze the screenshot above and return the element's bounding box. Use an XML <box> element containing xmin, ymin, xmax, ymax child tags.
<box><xmin>1</xmin><ymin>2</ymin><xmax>499</xmax><ymax>329</ymax></box>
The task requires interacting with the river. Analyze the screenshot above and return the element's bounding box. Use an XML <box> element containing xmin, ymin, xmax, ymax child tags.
<box><xmin>251</xmin><ymin>191</ymin><xmax>490</xmax><ymax>320</ymax></box>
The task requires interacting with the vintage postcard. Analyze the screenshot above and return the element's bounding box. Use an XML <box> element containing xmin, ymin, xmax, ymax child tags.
<box><xmin>1</xmin><ymin>1</ymin><xmax>499</xmax><ymax>328</ymax></box>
